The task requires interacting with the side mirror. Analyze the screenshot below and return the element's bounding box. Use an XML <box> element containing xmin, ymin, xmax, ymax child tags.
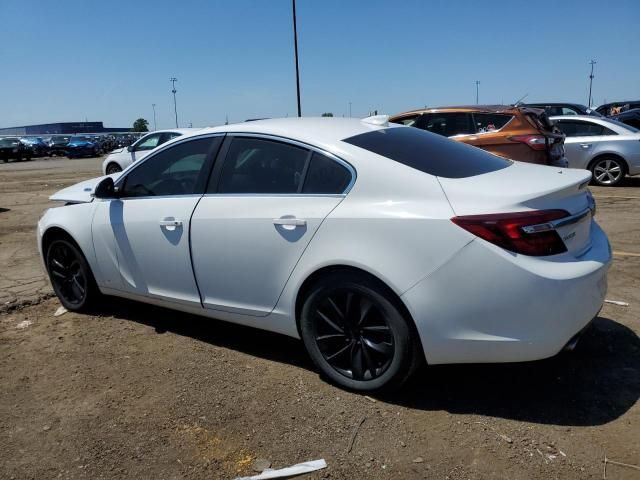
<box><xmin>127</xmin><ymin>145</ymin><xmax>133</xmax><ymax>152</ymax></box>
<box><xmin>93</xmin><ymin>177</ymin><xmax>118</xmax><ymax>199</ymax></box>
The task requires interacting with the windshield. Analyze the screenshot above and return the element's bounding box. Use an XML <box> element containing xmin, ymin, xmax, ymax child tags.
<box><xmin>70</xmin><ymin>136</ymin><xmax>89</xmax><ymax>142</ymax></box>
<box><xmin>0</xmin><ymin>138</ymin><xmax>19</xmax><ymax>147</ymax></box>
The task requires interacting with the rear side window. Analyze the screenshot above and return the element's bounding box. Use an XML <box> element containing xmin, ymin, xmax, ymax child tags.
<box><xmin>472</xmin><ymin>113</ymin><xmax>513</xmax><ymax>133</ymax></box>
<box><xmin>343</xmin><ymin>127</ymin><xmax>511</xmax><ymax>178</ymax></box>
<box><xmin>555</xmin><ymin>121</ymin><xmax>612</xmax><ymax>137</ymax></box>
<box><xmin>417</xmin><ymin>113</ymin><xmax>474</xmax><ymax>137</ymax></box>
<box><xmin>302</xmin><ymin>152</ymin><xmax>351</xmax><ymax>193</ymax></box>
<box><xmin>217</xmin><ymin>137</ymin><xmax>309</xmax><ymax>194</ymax></box>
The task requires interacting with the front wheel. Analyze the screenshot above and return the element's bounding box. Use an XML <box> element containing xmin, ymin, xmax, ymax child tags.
<box><xmin>46</xmin><ymin>238</ymin><xmax>100</xmax><ymax>311</ymax></box>
<box><xmin>106</xmin><ymin>163</ymin><xmax>122</xmax><ymax>175</ymax></box>
<box><xmin>300</xmin><ymin>272</ymin><xmax>420</xmax><ymax>392</ymax></box>
<box><xmin>591</xmin><ymin>157</ymin><xmax>626</xmax><ymax>187</ymax></box>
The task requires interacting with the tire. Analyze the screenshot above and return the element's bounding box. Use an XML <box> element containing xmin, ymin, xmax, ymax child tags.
<box><xmin>45</xmin><ymin>237</ymin><xmax>101</xmax><ymax>312</ymax></box>
<box><xmin>106</xmin><ymin>163</ymin><xmax>122</xmax><ymax>175</ymax></box>
<box><xmin>590</xmin><ymin>156</ymin><xmax>626</xmax><ymax>187</ymax></box>
<box><xmin>300</xmin><ymin>272</ymin><xmax>420</xmax><ymax>392</ymax></box>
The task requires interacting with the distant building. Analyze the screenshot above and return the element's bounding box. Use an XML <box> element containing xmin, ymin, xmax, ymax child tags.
<box><xmin>0</xmin><ymin>122</ymin><xmax>131</xmax><ymax>136</ymax></box>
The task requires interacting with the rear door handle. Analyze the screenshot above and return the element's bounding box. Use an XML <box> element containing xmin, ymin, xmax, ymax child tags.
<box><xmin>273</xmin><ymin>218</ymin><xmax>306</xmax><ymax>227</ymax></box>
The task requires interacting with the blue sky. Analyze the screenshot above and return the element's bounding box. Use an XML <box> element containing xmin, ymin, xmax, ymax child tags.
<box><xmin>1</xmin><ymin>0</ymin><xmax>638</xmax><ymax>129</ymax></box>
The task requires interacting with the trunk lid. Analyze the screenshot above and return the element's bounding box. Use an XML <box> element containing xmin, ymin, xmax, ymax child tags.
<box><xmin>439</xmin><ymin>162</ymin><xmax>594</xmax><ymax>255</ymax></box>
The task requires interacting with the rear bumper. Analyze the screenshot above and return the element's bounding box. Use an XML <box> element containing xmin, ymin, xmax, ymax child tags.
<box><xmin>402</xmin><ymin>220</ymin><xmax>611</xmax><ymax>364</ymax></box>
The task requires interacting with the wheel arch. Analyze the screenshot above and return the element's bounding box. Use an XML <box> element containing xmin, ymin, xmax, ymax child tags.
<box><xmin>587</xmin><ymin>152</ymin><xmax>629</xmax><ymax>173</ymax></box>
<box><xmin>41</xmin><ymin>226</ymin><xmax>82</xmax><ymax>257</ymax></box>
<box><xmin>293</xmin><ymin>264</ymin><xmax>425</xmax><ymax>360</ymax></box>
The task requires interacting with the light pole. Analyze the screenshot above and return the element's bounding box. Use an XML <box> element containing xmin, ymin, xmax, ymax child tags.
<box><xmin>152</xmin><ymin>103</ymin><xmax>157</xmax><ymax>131</ymax></box>
<box><xmin>170</xmin><ymin>77</ymin><xmax>179</xmax><ymax>128</ymax></box>
<box><xmin>292</xmin><ymin>0</ymin><xmax>302</xmax><ymax>117</ymax></box>
<box><xmin>475</xmin><ymin>80</ymin><xmax>480</xmax><ymax>105</ymax></box>
<box><xmin>588</xmin><ymin>60</ymin><xmax>597</xmax><ymax>108</ymax></box>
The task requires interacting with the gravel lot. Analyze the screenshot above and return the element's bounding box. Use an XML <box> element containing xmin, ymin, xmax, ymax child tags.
<box><xmin>1</xmin><ymin>157</ymin><xmax>638</xmax><ymax>479</ymax></box>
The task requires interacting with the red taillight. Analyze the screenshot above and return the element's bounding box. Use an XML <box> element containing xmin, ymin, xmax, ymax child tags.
<box><xmin>451</xmin><ymin>210</ymin><xmax>570</xmax><ymax>256</ymax></box>
<box><xmin>508</xmin><ymin>134</ymin><xmax>548</xmax><ymax>151</ymax></box>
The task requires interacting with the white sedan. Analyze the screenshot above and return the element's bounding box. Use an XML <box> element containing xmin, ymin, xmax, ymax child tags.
<box><xmin>102</xmin><ymin>128</ymin><xmax>199</xmax><ymax>174</ymax></box>
<box><xmin>38</xmin><ymin>117</ymin><xmax>611</xmax><ymax>391</ymax></box>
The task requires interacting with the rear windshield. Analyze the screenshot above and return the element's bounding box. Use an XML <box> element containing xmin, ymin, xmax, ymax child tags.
<box><xmin>342</xmin><ymin>126</ymin><xmax>511</xmax><ymax>178</ymax></box>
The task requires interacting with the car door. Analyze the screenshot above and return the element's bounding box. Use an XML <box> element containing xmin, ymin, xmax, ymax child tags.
<box><xmin>95</xmin><ymin>135</ymin><xmax>223</xmax><ymax>307</ymax></box>
<box><xmin>554</xmin><ymin>120</ymin><xmax>606</xmax><ymax>169</ymax></box>
<box><xmin>190</xmin><ymin>135</ymin><xmax>354</xmax><ymax>316</ymax></box>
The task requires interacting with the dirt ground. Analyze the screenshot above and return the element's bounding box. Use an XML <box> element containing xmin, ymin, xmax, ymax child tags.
<box><xmin>1</xmin><ymin>157</ymin><xmax>639</xmax><ymax>479</ymax></box>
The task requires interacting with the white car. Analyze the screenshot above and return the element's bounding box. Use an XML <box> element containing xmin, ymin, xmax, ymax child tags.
<box><xmin>102</xmin><ymin>128</ymin><xmax>198</xmax><ymax>174</ymax></box>
<box><xmin>38</xmin><ymin>117</ymin><xmax>611</xmax><ymax>391</ymax></box>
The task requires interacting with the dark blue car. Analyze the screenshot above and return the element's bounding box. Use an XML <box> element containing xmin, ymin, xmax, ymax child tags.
<box><xmin>66</xmin><ymin>136</ymin><xmax>99</xmax><ymax>158</ymax></box>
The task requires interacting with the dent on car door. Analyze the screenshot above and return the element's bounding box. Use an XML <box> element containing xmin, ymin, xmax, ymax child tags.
<box><xmin>190</xmin><ymin>136</ymin><xmax>354</xmax><ymax>316</ymax></box>
<box><xmin>93</xmin><ymin>135</ymin><xmax>223</xmax><ymax>306</ymax></box>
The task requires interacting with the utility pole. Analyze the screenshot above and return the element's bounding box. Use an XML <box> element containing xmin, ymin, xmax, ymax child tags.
<box><xmin>475</xmin><ymin>80</ymin><xmax>480</xmax><ymax>105</ymax></box>
<box><xmin>292</xmin><ymin>0</ymin><xmax>302</xmax><ymax>117</ymax></box>
<box><xmin>152</xmin><ymin>103</ymin><xmax>157</xmax><ymax>131</ymax></box>
<box><xmin>349</xmin><ymin>102</ymin><xmax>352</xmax><ymax>118</ymax></box>
<box><xmin>170</xmin><ymin>77</ymin><xmax>179</xmax><ymax>128</ymax></box>
<box><xmin>588</xmin><ymin>60</ymin><xmax>597</xmax><ymax>108</ymax></box>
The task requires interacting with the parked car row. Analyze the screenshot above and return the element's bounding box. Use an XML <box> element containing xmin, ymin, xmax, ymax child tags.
<box><xmin>390</xmin><ymin>103</ymin><xmax>640</xmax><ymax>187</ymax></box>
<box><xmin>0</xmin><ymin>132</ymin><xmax>146</xmax><ymax>162</ymax></box>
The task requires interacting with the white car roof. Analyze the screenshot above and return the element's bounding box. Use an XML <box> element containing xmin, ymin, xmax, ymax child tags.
<box><xmin>178</xmin><ymin>117</ymin><xmax>398</xmax><ymax>152</ymax></box>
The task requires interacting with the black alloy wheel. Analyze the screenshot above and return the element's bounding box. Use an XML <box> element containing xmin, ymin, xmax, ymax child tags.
<box><xmin>46</xmin><ymin>239</ymin><xmax>98</xmax><ymax>311</ymax></box>
<box><xmin>300</xmin><ymin>272</ymin><xmax>419</xmax><ymax>391</ymax></box>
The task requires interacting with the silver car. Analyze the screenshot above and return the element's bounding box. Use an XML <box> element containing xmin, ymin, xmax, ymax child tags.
<box><xmin>551</xmin><ymin>115</ymin><xmax>640</xmax><ymax>186</ymax></box>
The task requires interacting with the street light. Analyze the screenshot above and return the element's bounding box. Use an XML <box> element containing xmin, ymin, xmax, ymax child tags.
<box><xmin>152</xmin><ymin>103</ymin><xmax>157</xmax><ymax>131</ymax></box>
<box><xmin>292</xmin><ymin>0</ymin><xmax>302</xmax><ymax>117</ymax></box>
<box><xmin>475</xmin><ymin>80</ymin><xmax>480</xmax><ymax>105</ymax></box>
<box><xmin>170</xmin><ymin>77</ymin><xmax>179</xmax><ymax>128</ymax></box>
<box><xmin>588</xmin><ymin>60</ymin><xmax>597</xmax><ymax>108</ymax></box>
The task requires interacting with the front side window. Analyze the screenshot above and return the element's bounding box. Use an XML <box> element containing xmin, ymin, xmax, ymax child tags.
<box><xmin>390</xmin><ymin>115</ymin><xmax>420</xmax><ymax>126</ymax></box>
<box><xmin>417</xmin><ymin>113</ymin><xmax>474</xmax><ymax>137</ymax></box>
<box><xmin>216</xmin><ymin>137</ymin><xmax>309</xmax><ymax>194</ymax></box>
<box><xmin>134</xmin><ymin>133</ymin><xmax>162</xmax><ymax>151</ymax></box>
<box><xmin>120</xmin><ymin>137</ymin><xmax>219</xmax><ymax>197</ymax></box>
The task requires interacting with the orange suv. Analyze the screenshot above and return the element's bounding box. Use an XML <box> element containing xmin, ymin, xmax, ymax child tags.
<box><xmin>389</xmin><ymin>105</ymin><xmax>566</xmax><ymax>166</ymax></box>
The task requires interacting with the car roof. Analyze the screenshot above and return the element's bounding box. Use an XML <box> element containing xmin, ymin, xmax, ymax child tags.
<box><xmin>393</xmin><ymin>105</ymin><xmax>520</xmax><ymax>115</ymax></box>
<box><xmin>526</xmin><ymin>102</ymin><xmax>587</xmax><ymax>108</ymax></box>
<box><xmin>178</xmin><ymin>117</ymin><xmax>396</xmax><ymax>149</ymax></box>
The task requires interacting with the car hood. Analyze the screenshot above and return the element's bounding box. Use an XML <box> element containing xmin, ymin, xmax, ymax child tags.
<box><xmin>49</xmin><ymin>174</ymin><xmax>121</xmax><ymax>204</ymax></box>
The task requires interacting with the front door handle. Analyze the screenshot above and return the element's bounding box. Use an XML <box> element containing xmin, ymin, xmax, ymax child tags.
<box><xmin>579</xmin><ymin>143</ymin><xmax>592</xmax><ymax>149</ymax></box>
<box><xmin>273</xmin><ymin>218</ymin><xmax>306</xmax><ymax>227</ymax></box>
<box><xmin>160</xmin><ymin>218</ymin><xmax>183</xmax><ymax>228</ymax></box>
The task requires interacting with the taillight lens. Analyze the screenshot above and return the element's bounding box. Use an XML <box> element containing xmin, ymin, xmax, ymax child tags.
<box><xmin>451</xmin><ymin>210</ymin><xmax>570</xmax><ymax>256</ymax></box>
<box><xmin>509</xmin><ymin>134</ymin><xmax>548</xmax><ymax>151</ymax></box>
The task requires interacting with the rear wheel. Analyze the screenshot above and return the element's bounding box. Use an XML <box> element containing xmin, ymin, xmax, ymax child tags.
<box><xmin>46</xmin><ymin>238</ymin><xmax>100</xmax><ymax>311</ymax></box>
<box><xmin>106</xmin><ymin>162</ymin><xmax>122</xmax><ymax>174</ymax></box>
<box><xmin>300</xmin><ymin>272</ymin><xmax>419</xmax><ymax>392</ymax></box>
<box><xmin>591</xmin><ymin>157</ymin><xmax>625</xmax><ymax>187</ymax></box>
